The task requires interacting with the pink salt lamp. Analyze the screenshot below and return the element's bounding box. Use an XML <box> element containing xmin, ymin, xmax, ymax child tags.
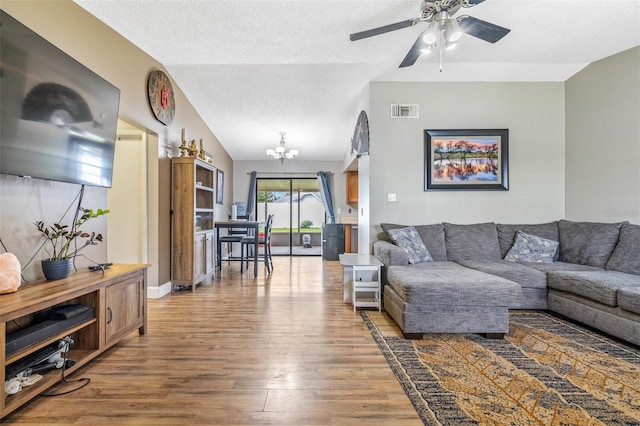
<box><xmin>0</xmin><ymin>253</ymin><xmax>21</xmax><ymax>294</ymax></box>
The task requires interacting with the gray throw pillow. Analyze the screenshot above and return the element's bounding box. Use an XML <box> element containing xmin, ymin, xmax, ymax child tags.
<box><xmin>387</xmin><ymin>226</ymin><xmax>433</xmax><ymax>264</ymax></box>
<box><xmin>505</xmin><ymin>231</ymin><xmax>559</xmax><ymax>263</ymax></box>
<box><xmin>496</xmin><ymin>222</ymin><xmax>559</xmax><ymax>258</ymax></box>
<box><xmin>381</xmin><ymin>223</ymin><xmax>447</xmax><ymax>261</ymax></box>
<box><xmin>558</xmin><ymin>220</ymin><xmax>625</xmax><ymax>268</ymax></box>
<box><xmin>606</xmin><ymin>223</ymin><xmax>640</xmax><ymax>274</ymax></box>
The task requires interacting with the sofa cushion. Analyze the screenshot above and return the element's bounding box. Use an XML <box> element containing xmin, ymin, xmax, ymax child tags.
<box><xmin>443</xmin><ymin>222</ymin><xmax>501</xmax><ymax>262</ymax></box>
<box><xmin>504</xmin><ymin>231</ymin><xmax>559</xmax><ymax>263</ymax></box>
<box><xmin>386</xmin><ymin>262</ymin><xmax>521</xmax><ymax>307</ymax></box>
<box><xmin>548</xmin><ymin>270</ymin><xmax>640</xmax><ymax>307</ymax></box>
<box><xmin>618</xmin><ymin>287</ymin><xmax>640</xmax><ymax>315</ymax></box>
<box><xmin>606</xmin><ymin>223</ymin><xmax>640</xmax><ymax>275</ymax></box>
<box><xmin>381</xmin><ymin>223</ymin><xmax>447</xmax><ymax>261</ymax></box>
<box><xmin>557</xmin><ymin>220</ymin><xmax>625</xmax><ymax>268</ymax></box>
<box><xmin>456</xmin><ymin>259</ymin><xmax>547</xmax><ymax>289</ymax></box>
<box><xmin>387</xmin><ymin>226</ymin><xmax>432</xmax><ymax>264</ymax></box>
<box><xmin>522</xmin><ymin>261</ymin><xmax>603</xmax><ymax>274</ymax></box>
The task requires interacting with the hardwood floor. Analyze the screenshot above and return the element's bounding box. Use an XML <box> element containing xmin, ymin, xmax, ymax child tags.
<box><xmin>5</xmin><ymin>257</ymin><xmax>422</xmax><ymax>425</ymax></box>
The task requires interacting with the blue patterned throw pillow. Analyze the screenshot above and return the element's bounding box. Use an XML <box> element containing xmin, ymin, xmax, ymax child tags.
<box><xmin>387</xmin><ymin>226</ymin><xmax>433</xmax><ymax>264</ymax></box>
<box><xmin>505</xmin><ymin>231</ymin><xmax>559</xmax><ymax>263</ymax></box>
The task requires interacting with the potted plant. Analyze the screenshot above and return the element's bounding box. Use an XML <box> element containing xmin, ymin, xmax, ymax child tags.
<box><xmin>35</xmin><ymin>208</ymin><xmax>109</xmax><ymax>280</ymax></box>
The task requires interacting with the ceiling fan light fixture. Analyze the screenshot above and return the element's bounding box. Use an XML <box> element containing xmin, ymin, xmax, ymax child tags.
<box><xmin>445</xmin><ymin>18</ymin><xmax>463</xmax><ymax>43</ymax></box>
<box><xmin>422</xmin><ymin>21</ymin><xmax>439</xmax><ymax>45</ymax></box>
<box><xmin>266</xmin><ymin>149</ymin><xmax>276</xmax><ymax>156</ymax></box>
<box><xmin>348</xmin><ymin>0</ymin><xmax>512</xmax><ymax>71</ymax></box>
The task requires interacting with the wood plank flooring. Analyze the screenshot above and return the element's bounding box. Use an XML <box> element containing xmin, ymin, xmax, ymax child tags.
<box><xmin>5</xmin><ymin>257</ymin><xmax>422</xmax><ymax>425</ymax></box>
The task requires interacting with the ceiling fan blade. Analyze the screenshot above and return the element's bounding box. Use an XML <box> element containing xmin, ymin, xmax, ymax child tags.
<box><xmin>457</xmin><ymin>15</ymin><xmax>511</xmax><ymax>43</ymax></box>
<box><xmin>399</xmin><ymin>31</ymin><xmax>427</xmax><ymax>68</ymax></box>
<box><xmin>350</xmin><ymin>19</ymin><xmax>417</xmax><ymax>41</ymax></box>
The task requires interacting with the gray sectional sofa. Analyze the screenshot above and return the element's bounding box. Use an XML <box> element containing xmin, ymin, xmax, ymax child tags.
<box><xmin>373</xmin><ymin>220</ymin><xmax>640</xmax><ymax>345</ymax></box>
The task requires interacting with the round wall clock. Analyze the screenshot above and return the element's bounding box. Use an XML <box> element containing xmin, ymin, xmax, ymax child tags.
<box><xmin>147</xmin><ymin>70</ymin><xmax>175</xmax><ymax>125</ymax></box>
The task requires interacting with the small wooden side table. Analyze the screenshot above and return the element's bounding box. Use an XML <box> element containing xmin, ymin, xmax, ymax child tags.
<box><xmin>338</xmin><ymin>254</ymin><xmax>383</xmax><ymax>312</ymax></box>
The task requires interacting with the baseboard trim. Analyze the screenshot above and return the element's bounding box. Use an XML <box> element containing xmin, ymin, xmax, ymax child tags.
<box><xmin>147</xmin><ymin>281</ymin><xmax>172</xmax><ymax>299</ymax></box>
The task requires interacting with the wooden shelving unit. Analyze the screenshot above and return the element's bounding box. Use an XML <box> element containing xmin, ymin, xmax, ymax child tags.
<box><xmin>1</xmin><ymin>264</ymin><xmax>147</xmax><ymax>419</ymax></box>
<box><xmin>171</xmin><ymin>157</ymin><xmax>216</xmax><ymax>292</ymax></box>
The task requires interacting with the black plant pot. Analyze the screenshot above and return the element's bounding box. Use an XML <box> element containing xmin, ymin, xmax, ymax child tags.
<box><xmin>41</xmin><ymin>258</ymin><xmax>73</xmax><ymax>280</ymax></box>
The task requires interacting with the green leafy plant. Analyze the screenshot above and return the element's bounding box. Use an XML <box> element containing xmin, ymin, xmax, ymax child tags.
<box><xmin>300</xmin><ymin>220</ymin><xmax>313</xmax><ymax>229</ymax></box>
<box><xmin>35</xmin><ymin>208</ymin><xmax>110</xmax><ymax>260</ymax></box>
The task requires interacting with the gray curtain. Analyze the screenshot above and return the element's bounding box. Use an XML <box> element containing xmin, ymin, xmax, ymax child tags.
<box><xmin>246</xmin><ymin>171</ymin><xmax>257</xmax><ymax>220</ymax></box>
<box><xmin>317</xmin><ymin>171</ymin><xmax>335</xmax><ymax>224</ymax></box>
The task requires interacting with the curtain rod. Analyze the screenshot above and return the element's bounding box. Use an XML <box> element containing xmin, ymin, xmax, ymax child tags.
<box><xmin>246</xmin><ymin>172</ymin><xmax>331</xmax><ymax>175</ymax></box>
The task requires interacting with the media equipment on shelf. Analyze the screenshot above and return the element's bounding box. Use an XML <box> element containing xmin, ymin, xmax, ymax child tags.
<box><xmin>5</xmin><ymin>305</ymin><xmax>94</xmax><ymax>356</ymax></box>
<box><xmin>5</xmin><ymin>336</ymin><xmax>74</xmax><ymax>380</ymax></box>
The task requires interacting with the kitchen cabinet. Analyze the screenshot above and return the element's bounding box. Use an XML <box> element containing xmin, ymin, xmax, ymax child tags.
<box><xmin>347</xmin><ymin>171</ymin><xmax>358</xmax><ymax>204</ymax></box>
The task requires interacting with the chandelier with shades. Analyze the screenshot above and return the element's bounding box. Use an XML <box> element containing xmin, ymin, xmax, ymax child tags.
<box><xmin>266</xmin><ymin>132</ymin><xmax>298</xmax><ymax>164</ymax></box>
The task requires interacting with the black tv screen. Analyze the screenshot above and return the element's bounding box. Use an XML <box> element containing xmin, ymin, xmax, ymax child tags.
<box><xmin>0</xmin><ymin>10</ymin><xmax>120</xmax><ymax>188</ymax></box>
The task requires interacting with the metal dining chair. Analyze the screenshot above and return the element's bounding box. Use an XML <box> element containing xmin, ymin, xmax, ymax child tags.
<box><xmin>240</xmin><ymin>214</ymin><xmax>274</xmax><ymax>274</ymax></box>
<box><xmin>218</xmin><ymin>214</ymin><xmax>250</xmax><ymax>264</ymax></box>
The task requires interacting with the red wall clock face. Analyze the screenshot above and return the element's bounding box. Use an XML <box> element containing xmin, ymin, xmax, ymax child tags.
<box><xmin>147</xmin><ymin>70</ymin><xmax>175</xmax><ymax>125</ymax></box>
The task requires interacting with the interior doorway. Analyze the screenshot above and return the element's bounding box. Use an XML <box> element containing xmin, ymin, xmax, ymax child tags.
<box><xmin>256</xmin><ymin>178</ymin><xmax>323</xmax><ymax>256</ymax></box>
<box><xmin>107</xmin><ymin>120</ymin><xmax>148</xmax><ymax>264</ymax></box>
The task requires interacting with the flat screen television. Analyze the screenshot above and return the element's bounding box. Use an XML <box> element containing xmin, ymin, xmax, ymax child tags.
<box><xmin>0</xmin><ymin>10</ymin><xmax>120</xmax><ymax>188</ymax></box>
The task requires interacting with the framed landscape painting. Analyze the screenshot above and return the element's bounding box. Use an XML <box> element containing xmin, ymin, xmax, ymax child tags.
<box><xmin>424</xmin><ymin>129</ymin><xmax>509</xmax><ymax>191</ymax></box>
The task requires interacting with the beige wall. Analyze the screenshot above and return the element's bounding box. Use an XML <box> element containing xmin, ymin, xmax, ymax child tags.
<box><xmin>0</xmin><ymin>1</ymin><xmax>233</xmax><ymax>291</ymax></box>
<box><xmin>368</xmin><ymin>81</ymin><xmax>566</xmax><ymax>246</ymax></box>
<box><xmin>565</xmin><ymin>47</ymin><xmax>640</xmax><ymax>224</ymax></box>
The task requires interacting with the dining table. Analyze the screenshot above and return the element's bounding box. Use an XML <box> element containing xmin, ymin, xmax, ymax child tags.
<box><xmin>214</xmin><ymin>220</ymin><xmax>263</xmax><ymax>277</ymax></box>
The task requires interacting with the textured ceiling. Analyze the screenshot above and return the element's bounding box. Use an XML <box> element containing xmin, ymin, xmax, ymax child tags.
<box><xmin>74</xmin><ymin>0</ymin><xmax>640</xmax><ymax>161</ymax></box>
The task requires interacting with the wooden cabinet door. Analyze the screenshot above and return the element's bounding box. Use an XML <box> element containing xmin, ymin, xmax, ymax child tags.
<box><xmin>347</xmin><ymin>171</ymin><xmax>358</xmax><ymax>203</ymax></box>
<box><xmin>193</xmin><ymin>233</ymin><xmax>207</xmax><ymax>283</ymax></box>
<box><xmin>205</xmin><ymin>232</ymin><xmax>215</xmax><ymax>274</ymax></box>
<box><xmin>105</xmin><ymin>274</ymin><xmax>144</xmax><ymax>347</ymax></box>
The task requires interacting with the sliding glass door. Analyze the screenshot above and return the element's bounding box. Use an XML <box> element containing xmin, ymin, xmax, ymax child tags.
<box><xmin>256</xmin><ymin>178</ymin><xmax>323</xmax><ymax>256</ymax></box>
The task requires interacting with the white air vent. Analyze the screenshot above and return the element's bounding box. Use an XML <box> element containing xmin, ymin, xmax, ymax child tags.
<box><xmin>390</xmin><ymin>104</ymin><xmax>419</xmax><ymax>118</ymax></box>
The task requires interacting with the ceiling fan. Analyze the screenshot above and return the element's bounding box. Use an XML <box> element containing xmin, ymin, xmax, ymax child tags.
<box><xmin>350</xmin><ymin>0</ymin><xmax>511</xmax><ymax>68</ymax></box>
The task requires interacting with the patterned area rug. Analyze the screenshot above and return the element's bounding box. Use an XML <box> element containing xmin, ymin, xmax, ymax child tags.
<box><xmin>361</xmin><ymin>310</ymin><xmax>640</xmax><ymax>425</ymax></box>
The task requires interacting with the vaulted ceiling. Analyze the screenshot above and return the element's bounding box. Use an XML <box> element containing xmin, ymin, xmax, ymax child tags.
<box><xmin>75</xmin><ymin>0</ymin><xmax>640</xmax><ymax>161</ymax></box>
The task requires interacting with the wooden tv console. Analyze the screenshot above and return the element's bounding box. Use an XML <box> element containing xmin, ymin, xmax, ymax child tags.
<box><xmin>1</xmin><ymin>263</ymin><xmax>147</xmax><ymax>419</ymax></box>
